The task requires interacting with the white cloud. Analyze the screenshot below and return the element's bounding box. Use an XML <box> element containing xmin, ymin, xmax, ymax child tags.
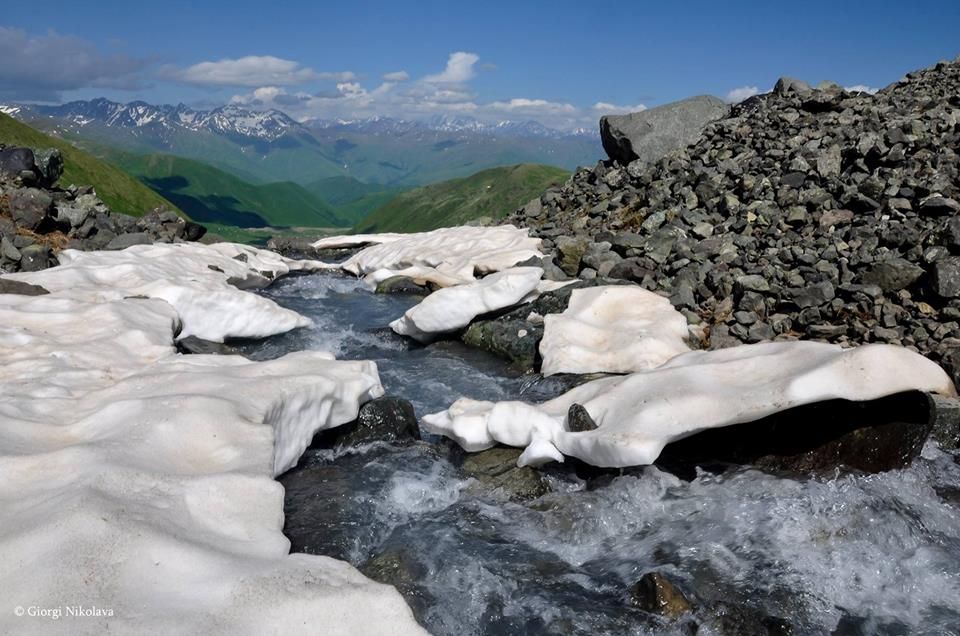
<box><xmin>725</xmin><ymin>86</ymin><xmax>760</xmax><ymax>103</ymax></box>
<box><xmin>0</xmin><ymin>26</ymin><xmax>147</xmax><ymax>101</ymax></box>
<box><xmin>169</xmin><ymin>55</ymin><xmax>354</xmax><ymax>87</ymax></box>
<box><xmin>592</xmin><ymin>101</ymin><xmax>647</xmax><ymax>115</ymax></box>
<box><xmin>423</xmin><ymin>52</ymin><xmax>479</xmax><ymax>84</ymax></box>
<box><xmin>844</xmin><ymin>84</ymin><xmax>879</xmax><ymax>94</ymax></box>
<box><xmin>382</xmin><ymin>70</ymin><xmax>409</xmax><ymax>82</ymax></box>
<box><xmin>489</xmin><ymin>98</ymin><xmax>577</xmax><ymax>114</ymax></box>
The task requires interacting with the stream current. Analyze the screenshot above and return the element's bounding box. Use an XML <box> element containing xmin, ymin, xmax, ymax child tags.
<box><xmin>243</xmin><ymin>271</ymin><xmax>960</xmax><ymax>636</ymax></box>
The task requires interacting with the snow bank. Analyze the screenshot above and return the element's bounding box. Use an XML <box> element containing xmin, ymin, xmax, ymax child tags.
<box><xmin>4</xmin><ymin>242</ymin><xmax>324</xmax><ymax>342</ymax></box>
<box><xmin>390</xmin><ymin>267</ymin><xmax>544</xmax><ymax>342</ymax></box>
<box><xmin>422</xmin><ymin>341</ymin><xmax>957</xmax><ymax>468</ymax></box>
<box><xmin>0</xmin><ymin>252</ymin><xmax>426</xmax><ymax>634</ymax></box>
<box><xmin>540</xmin><ymin>286</ymin><xmax>691</xmax><ymax>375</ymax></box>
<box><xmin>312</xmin><ymin>233</ymin><xmax>408</xmax><ymax>249</ymax></box>
<box><xmin>339</xmin><ymin>225</ymin><xmax>542</xmax><ymax>287</ymax></box>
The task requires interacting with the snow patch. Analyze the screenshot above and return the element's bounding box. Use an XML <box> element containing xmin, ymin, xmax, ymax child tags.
<box><xmin>390</xmin><ymin>267</ymin><xmax>543</xmax><ymax>342</ymax></box>
<box><xmin>422</xmin><ymin>341</ymin><xmax>957</xmax><ymax>468</ymax></box>
<box><xmin>540</xmin><ymin>286</ymin><xmax>691</xmax><ymax>375</ymax></box>
<box><xmin>0</xmin><ymin>246</ymin><xmax>425</xmax><ymax>634</ymax></box>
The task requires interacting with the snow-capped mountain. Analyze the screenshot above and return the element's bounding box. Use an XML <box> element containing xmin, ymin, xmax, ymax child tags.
<box><xmin>6</xmin><ymin>98</ymin><xmax>306</xmax><ymax>142</ymax></box>
<box><xmin>2</xmin><ymin>97</ymin><xmax>602</xmax><ymax>186</ymax></box>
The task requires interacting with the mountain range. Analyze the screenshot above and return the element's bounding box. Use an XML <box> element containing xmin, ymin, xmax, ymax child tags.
<box><xmin>2</xmin><ymin>99</ymin><xmax>602</xmax><ymax>190</ymax></box>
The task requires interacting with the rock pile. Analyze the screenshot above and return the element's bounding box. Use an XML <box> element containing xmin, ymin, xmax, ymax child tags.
<box><xmin>508</xmin><ymin>57</ymin><xmax>960</xmax><ymax>383</ymax></box>
<box><xmin>0</xmin><ymin>144</ymin><xmax>206</xmax><ymax>273</ymax></box>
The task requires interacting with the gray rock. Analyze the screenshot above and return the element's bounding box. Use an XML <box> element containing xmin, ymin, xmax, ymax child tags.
<box><xmin>0</xmin><ymin>147</ymin><xmax>36</xmax><ymax>182</ymax></box>
<box><xmin>773</xmin><ymin>76</ymin><xmax>812</xmax><ymax>95</ymax></box>
<box><xmin>789</xmin><ymin>281</ymin><xmax>835</xmax><ymax>308</ymax></box>
<box><xmin>105</xmin><ymin>232</ymin><xmax>152</xmax><ymax>250</ymax></box>
<box><xmin>919</xmin><ymin>196</ymin><xmax>960</xmax><ymax>216</ymax></box>
<box><xmin>860</xmin><ymin>258</ymin><xmax>925</xmax><ymax>292</ymax></box>
<box><xmin>32</xmin><ymin>148</ymin><xmax>63</xmax><ymax>187</ymax></box>
<box><xmin>460</xmin><ymin>447</ymin><xmax>550</xmax><ymax>502</ymax></box>
<box><xmin>7</xmin><ymin>188</ymin><xmax>52</xmax><ymax>231</ymax></box>
<box><xmin>566</xmin><ymin>404</ymin><xmax>598</xmax><ymax>432</ymax></box>
<box><xmin>375</xmin><ymin>276</ymin><xmax>430</xmax><ymax>295</ymax></box>
<box><xmin>18</xmin><ymin>244</ymin><xmax>53</xmax><ymax>272</ymax></box>
<box><xmin>933</xmin><ymin>258</ymin><xmax>960</xmax><ymax>298</ymax></box>
<box><xmin>0</xmin><ymin>278</ymin><xmax>49</xmax><ymax>295</ymax></box>
<box><xmin>599</xmin><ymin>95</ymin><xmax>729</xmax><ymax>165</ymax></box>
<box><xmin>55</xmin><ymin>205</ymin><xmax>91</xmax><ymax>229</ymax></box>
<box><xmin>0</xmin><ymin>236</ymin><xmax>21</xmax><ymax>262</ymax></box>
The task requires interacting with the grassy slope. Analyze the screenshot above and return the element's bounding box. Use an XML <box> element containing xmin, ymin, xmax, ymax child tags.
<box><xmin>356</xmin><ymin>163</ymin><xmax>569</xmax><ymax>232</ymax></box>
<box><xmin>304</xmin><ymin>176</ymin><xmax>409</xmax><ymax>224</ymax></box>
<box><xmin>109</xmin><ymin>151</ymin><xmax>347</xmax><ymax>228</ymax></box>
<box><xmin>0</xmin><ymin>112</ymin><xmax>178</xmax><ymax>217</ymax></box>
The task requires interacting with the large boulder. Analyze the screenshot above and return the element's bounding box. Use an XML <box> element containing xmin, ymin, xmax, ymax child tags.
<box><xmin>599</xmin><ymin>95</ymin><xmax>729</xmax><ymax>165</ymax></box>
<box><xmin>0</xmin><ymin>147</ymin><xmax>37</xmax><ymax>183</ymax></box>
<box><xmin>32</xmin><ymin>149</ymin><xmax>63</xmax><ymax>187</ymax></box>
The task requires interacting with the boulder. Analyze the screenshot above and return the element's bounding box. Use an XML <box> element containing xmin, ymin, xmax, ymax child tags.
<box><xmin>32</xmin><ymin>148</ymin><xmax>63</xmax><ymax>187</ymax></box>
<box><xmin>18</xmin><ymin>244</ymin><xmax>54</xmax><ymax>272</ymax></box>
<box><xmin>7</xmin><ymin>188</ymin><xmax>52</xmax><ymax>231</ymax></box>
<box><xmin>655</xmin><ymin>391</ymin><xmax>938</xmax><ymax>477</ymax></box>
<box><xmin>600</xmin><ymin>95</ymin><xmax>730</xmax><ymax>165</ymax></box>
<box><xmin>0</xmin><ymin>147</ymin><xmax>36</xmax><ymax>182</ymax></box>
<box><xmin>316</xmin><ymin>397</ymin><xmax>420</xmax><ymax>449</ymax></box>
<box><xmin>859</xmin><ymin>258</ymin><xmax>924</xmax><ymax>292</ymax></box>
<box><xmin>460</xmin><ymin>447</ymin><xmax>551</xmax><ymax>502</ymax></box>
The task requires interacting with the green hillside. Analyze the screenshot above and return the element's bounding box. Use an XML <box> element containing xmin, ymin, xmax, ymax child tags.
<box><xmin>0</xmin><ymin>112</ymin><xmax>178</xmax><ymax>217</ymax></box>
<box><xmin>109</xmin><ymin>152</ymin><xmax>347</xmax><ymax>228</ymax></box>
<box><xmin>304</xmin><ymin>176</ymin><xmax>408</xmax><ymax>223</ymax></box>
<box><xmin>356</xmin><ymin>164</ymin><xmax>569</xmax><ymax>233</ymax></box>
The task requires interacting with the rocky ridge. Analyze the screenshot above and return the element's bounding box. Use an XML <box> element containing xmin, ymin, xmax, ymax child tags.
<box><xmin>0</xmin><ymin>144</ymin><xmax>206</xmax><ymax>272</ymax></box>
<box><xmin>506</xmin><ymin>57</ymin><xmax>960</xmax><ymax>384</ymax></box>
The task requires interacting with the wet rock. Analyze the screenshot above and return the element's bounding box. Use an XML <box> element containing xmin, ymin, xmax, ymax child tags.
<box><xmin>375</xmin><ymin>275</ymin><xmax>431</xmax><ymax>295</ymax></box>
<box><xmin>175</xmin><ymin>335</ymin><xmax>242</xmax><ymax>356</ymax></box>
<box><xmin>0</xmin><ymin>278</ymin><xmax>49</xmax><ymax>296</ymax></box>
<box><xmin>656</xmin><ymin>391</ymin><xmax>938</xmax><ymax>477</ymax></box>
<box><xmin>360</xmin><ymin>549</ymin><xmax>433</xmax><ymax>616</ymax></box>
<box><xmin>462</xmin><ymin>318</ymin><xmax>542</xmax><ymax>373</ymax></box>
<box><xmin>567</xmin><ymin>403</ymin><xmax>598</xmax><ymax>432</ymax></box>
<box><xmin>928</xmin><ymin>394</ymin><xmax>960</xmax><ymax>449</ymax></box>
<box><xmin>628</xmin><ymin>572</ymin><xmax>693</xmax><ymax>619</ymax></box>
<box><xmin>319</xmin><ymin>397</ymin><xmax>420</xmax><ymax>449</ymax></box>
<box><xmin>461</xmin><ymin>446</ymin><xmax>551</xmax><ymax>502</ymax></box>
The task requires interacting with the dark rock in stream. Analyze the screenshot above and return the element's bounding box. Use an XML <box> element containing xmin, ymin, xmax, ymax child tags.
<box><xmin>460</xmin><ymin>446</ymin><xmax>551</xmax><ymax>502</ymax></box>
<box><xmin>176</xmin><ymin>335</ymin><xmax>243</xmax><ymax>356</ymax></box>
<box><xmin>375</xmin><ymin>275</ymin><xmax>431</xmax><ymax>295</ymax></box>
<box><xmin>359</xmin><ymin>549</ymin><xmax>434</xmax><ymax>617</ymax></box>
<box><xmin>628</xmin><ymin>571</ymin><xmax>693</xmax><ymax>620</ymax></box>
<box><xmin>656</xmin><ymin>391</ymin><xmax>939</xmax><ymax>477</ymax></box>
<box><xmin>316</xmin><ymin>397</ymin><xmax>420</xmax><ymax>449</ymax></box>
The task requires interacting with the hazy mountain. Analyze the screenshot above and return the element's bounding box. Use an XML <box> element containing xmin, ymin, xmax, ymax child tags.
<box><xmin>2</xmin><ymin>100</ymin><xmax>602</xmax><ymax>187</ymax></box>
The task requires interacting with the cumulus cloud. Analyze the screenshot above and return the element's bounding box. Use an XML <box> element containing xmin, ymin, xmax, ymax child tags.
<box><xmin>168</xmin><ymin>55</ymin><xmax>354</xmax><ymax>87</ymax></box>
<box><xmin>725</xmin><ymin>86</ymin><xmax>760</xmax><ymax>103</ymax></box>
<box><xmin>382</xmin><ymin>70</ymin><xmax>409</xmax><ymax>82</ymax></box>
<box><xmin>0</xmin><ymin>26</ymin><xmax>147</xmax><ymax>101</ymax></box>
<box><xmin>423</xmin><ymin>52</ymin><xmax>479</xmax><ymax>84</ymax></box>
<box><xmin>592</xmin><ymin>102</ymin><xmax>647</xmax><ymax>115</ymax></box>
<box><xmin>844</xmin><ymin>84</ymin><xmax>879</xmax><ymax>94</ymax></box>
<box><xmin>489</xmin><ymin>98</ymin><xmax>577</xmax><ymax>114</ymax></box>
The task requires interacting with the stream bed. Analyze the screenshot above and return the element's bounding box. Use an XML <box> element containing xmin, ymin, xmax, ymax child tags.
<box><xmin>243</xmin><ymin>272</ymin><xmax>960</xmax><ymax>636</ymax></box>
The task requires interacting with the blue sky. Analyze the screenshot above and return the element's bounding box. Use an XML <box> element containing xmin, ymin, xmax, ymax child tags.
<box><xmin>2</xmin><ymin>0</ymin><xmax>958</xmax><ymax>128</ymax></box>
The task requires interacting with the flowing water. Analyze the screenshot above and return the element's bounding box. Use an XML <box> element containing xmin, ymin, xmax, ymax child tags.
<box><xmin>244</xmin><ymin>272</ymin><xmax>960</xmax><ymax>636</ymax></box>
